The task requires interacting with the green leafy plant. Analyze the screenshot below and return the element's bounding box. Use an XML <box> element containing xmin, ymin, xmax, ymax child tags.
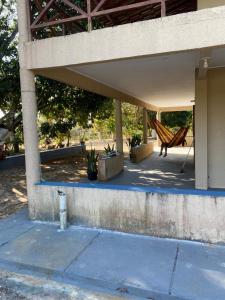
<box><xmin>104</xmin><ymin>143</ymin><xmax>117</xmax><ymax>157</ymax></box>
<box><xmin>86</xmin><ymin>149</ymin><xmax>99</xmax><ymax>180</ymax></box>
<box><xmin>127</xmin><ymin>134</ymin><xmax>142</xmax><ymax>151</ymax></box>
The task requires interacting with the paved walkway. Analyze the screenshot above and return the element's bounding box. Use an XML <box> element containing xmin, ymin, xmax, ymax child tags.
<box><xmin>0</xmin><ymin>209</ymin><xmax>224</xmax><ymax>300</ymax></box>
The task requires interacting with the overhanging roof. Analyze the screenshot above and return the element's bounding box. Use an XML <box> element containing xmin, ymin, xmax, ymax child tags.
<box><xmin>27</xmin><ymin>6</ymin><xmax>225</xmax><ymax>109</ymax></box>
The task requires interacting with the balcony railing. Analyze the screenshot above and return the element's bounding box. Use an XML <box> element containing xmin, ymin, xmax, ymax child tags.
<box><xmin>28</xmin><ymin>0</ymin><xmax>197</xmax><ymax>40</ymax></box>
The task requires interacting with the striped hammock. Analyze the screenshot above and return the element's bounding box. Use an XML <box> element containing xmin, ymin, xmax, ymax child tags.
<box><xmin>151</xmin><ymin>119</ymin><xmax>189</xmax><ymax>148</ymax></box>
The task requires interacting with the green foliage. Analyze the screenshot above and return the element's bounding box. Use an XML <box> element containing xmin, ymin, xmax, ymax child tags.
<box><xmin>0</xmin><ymin>1</ymin><xmax>114</xmax><ymax>153</ymax></box>
<box><xmin>127</xmin><ymin>134</ymin><xmax>142</xmax><ymax>151</ymax></box>
<box><xmin>161</xmin><ymin>111</ymin><xmax>193</xmax><ymax>130</ymax></box>
<box><xmin>104</xmin><ymin>144</ymin><xmax>116</xmax><ymax>157</ymax></box>
<box><xmin>86</xmin><ymin>149</ymin><xmax>98</xmax><ymax>174</ymax></box>
<box><xmin>122</xmin><ymin>103</ymin><xmax>143</xmax><ymax>137</ymax></box>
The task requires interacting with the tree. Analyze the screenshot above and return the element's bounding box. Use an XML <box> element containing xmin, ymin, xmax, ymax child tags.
<box><xmin>0</xmin><ymin>1</ymin><xmax>114</xmax><ymax>152</ymax></box>
<box><xmin>37</xmin><ymin>77</ymin><xmax>114</xmax><ymax>147</ymax></box>
<box><xmin>0</xmin><ymin>0</ymin><xmax>21</xmax><ymax>152</ymax></box>
<box><xmin>161</xmin><ymin>111</ymin><xmax>193</xmax><ymax>130</ymax></box>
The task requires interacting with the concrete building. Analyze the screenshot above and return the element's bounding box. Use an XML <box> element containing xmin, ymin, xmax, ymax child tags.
<box><xmin>17</xmin><ymin>0</ymin><xmax>225</xmax><ymax>243</ymax></box>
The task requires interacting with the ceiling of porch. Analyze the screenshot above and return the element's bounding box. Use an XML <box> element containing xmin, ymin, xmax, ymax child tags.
<box><xmin>68</xmin><ymin>47</ymin><xmax>225</xmax><ymax>108</ymax></box>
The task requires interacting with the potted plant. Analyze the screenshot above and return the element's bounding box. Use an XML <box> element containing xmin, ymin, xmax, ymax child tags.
<box><xmin>127</xmin><ymin>134</ymin><xmax>142</xmax><ymax>159</ymax></box>
<box><xmin>86</xmin><ymin>148</ymin><xmax>99</xmax><ymax>180</ymax></box>
<box><xmin>104</xmin><ymin>144</ymin><xmax>117</xmax><ymax>157</ymax></box>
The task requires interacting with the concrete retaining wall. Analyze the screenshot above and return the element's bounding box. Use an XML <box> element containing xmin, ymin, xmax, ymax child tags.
<box><xmin>0</xmin><ymin>145</ymin><xmax>85</xmax><ymax>170</ymax></box>
<box><xmin>34</xmin><ymin>183</ymin><xmax>225</xmax><ymax>243</ymax></box>
<box><xmin>130</xmin><ymin>142</ymin><xmax>154</xmax><ymax>163</ymax></box>
<box><xmin>98</xmin><ymin>154</ymin><xmax>124</xmax><ymax>181</ymax></box>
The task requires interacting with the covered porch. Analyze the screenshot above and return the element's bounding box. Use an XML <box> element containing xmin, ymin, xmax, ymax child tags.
<box><xmin>17</xmin><ymin>0</ymin><xmax>225</xmax><ymax>242</ymax></box>
<box><xmin>94</xmin><ymin>147</ymin><xmax>195</xmax><ymax>189</ymax></box>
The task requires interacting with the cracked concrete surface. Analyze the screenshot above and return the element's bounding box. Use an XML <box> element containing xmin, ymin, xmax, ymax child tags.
<box><xmin>0</xmin><ymin>209</ymin><xmax>224</xmax><ymax>299</ymax></box>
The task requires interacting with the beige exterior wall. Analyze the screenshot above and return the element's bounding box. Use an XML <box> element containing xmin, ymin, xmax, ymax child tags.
<box><xmin>195</xmin><ymin>67</ymin><xmax>225</xmax><ymax>189</ymax></box>
<box><xmin>195</xmin><ymin>77</ymin><xmax>208</xmax><ymax>189</ymax></box>
<box><xmin>198</xmin><ymin>0</ymin><xmax>225</xmax><ymax>10</ymax></box>
<box><xmin>207</xmin><ymin>68</ymin><xmax>225</xmax><ymax>188</ymax></box>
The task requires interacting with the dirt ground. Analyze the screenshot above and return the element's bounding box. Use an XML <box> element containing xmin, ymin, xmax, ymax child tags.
<box><xmin>0</xmin><ymin>156</ymin><xmax>89</xmax><ymax>219</ymax></box>
<box><xmin>0</xmin><ymin>140</ymin><xmax>130</xmax><ymax>219</ymax></box>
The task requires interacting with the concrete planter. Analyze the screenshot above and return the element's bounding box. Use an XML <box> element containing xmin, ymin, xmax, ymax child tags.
<box><xmin>98</xmin><ymin>153</ymin><xmax>124</xmax><ymax>181</ymax></box>
<box><xmin>130</xmin><ymin>142</ymin><xmax>154</xmax><ymax>163</ymax></box>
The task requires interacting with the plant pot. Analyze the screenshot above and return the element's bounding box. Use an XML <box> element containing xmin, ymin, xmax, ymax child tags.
<box><xmin>87</xmin><ymin>171</ymin><xmax>98</xmax><ymax>181</ymax></box>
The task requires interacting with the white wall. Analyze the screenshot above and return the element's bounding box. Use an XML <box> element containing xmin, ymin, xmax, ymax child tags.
<box><xmin>198</xmin><ymin>0</ymin><xmax>225</xmax><ymax>9</ymax></box>
<box><xmin>208</xmin><ymin>68</ymin><xmax>225</xmax><ymax>188</ymax></box>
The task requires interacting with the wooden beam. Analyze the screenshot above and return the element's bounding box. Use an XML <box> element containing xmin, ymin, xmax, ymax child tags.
<box><xmin>92</xmin><ymin>0</ymin><xmax>108</xmax><ymax>13</ymax></box>
<box><xmin>93</xmin><ymin>0</ymin><xmax>113</xmax><ymax>25</ymax></box>
<box><xmin>61</xmin><ymin>0</ymin><xmax>87</xmax><ymax>16</ymax></box>
<box><xmin>161</xmin><ymin>0</ymin><xmax>166</xmax><ymax>17</ymax></box>
<box><xmin>87</xmin><ymin>0</ymin><xmax>92</xmax><ymax>32</ymax></box>
<box><xmin>31</xmin><ymin>14</ymin><xmax>87</xmax><ymax>30</ymax></box>
<box><xmin>31</xmin><ymin>0</ymin><xmax>55</xmax><ymax>27</ymax></box>
<box><xmin>34</xmin><ymin>0</ymin><xmax>56</xmax><ymax>36</ymax></box>
<box><xmin>52</xmin><ymin>2</ymin><xmax>86</xmax><ymax>32</ymax></box>
<box><xmin>92</xmin><ymin>0</ymin><xmax>163</xmax><ymax>17</ymax></box>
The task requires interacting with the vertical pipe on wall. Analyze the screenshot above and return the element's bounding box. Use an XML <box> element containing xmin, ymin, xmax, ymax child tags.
<box><xmin>17</xmin><ymin>0</ymin><xmax>41</xmax><ymax>217</ymax></box>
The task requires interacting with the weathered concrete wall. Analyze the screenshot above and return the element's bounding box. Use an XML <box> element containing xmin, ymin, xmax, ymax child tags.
<box><xmin>0</xmin><ymin>145</ymin><xmax>85</xmax><ymax>170</ymax></box>
<box><xmin>130</xmin><ymin>142</ymin><xmax>154</xmax><ymax>163</ymax></box>
<box><xmin>35</xmin><ymin>184</ymin><xmax>225</xmax><ymax>243</ymax></box>
<box><xmin>98</xmin><ymin>154</ymin><xmax>124</xmax><ymax>181</ymax></box>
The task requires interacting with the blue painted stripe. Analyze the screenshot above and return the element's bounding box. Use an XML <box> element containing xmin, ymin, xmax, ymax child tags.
<box><xmin>35</xmin><ymin>181</ymin><xmax>225</xmax><ymax>197</ymax></box>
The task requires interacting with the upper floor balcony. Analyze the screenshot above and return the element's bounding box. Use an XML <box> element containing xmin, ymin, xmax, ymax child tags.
<box><xmin>28</xmin><ymin>0</ymin><xmax>197</xmax><ymax>40</ymax></box>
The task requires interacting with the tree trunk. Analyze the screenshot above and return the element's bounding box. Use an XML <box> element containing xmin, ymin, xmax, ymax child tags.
<box><xmin>13</xmin><ymin>141</ymin><xmax>20</xmax><ymax>154</ymax></box>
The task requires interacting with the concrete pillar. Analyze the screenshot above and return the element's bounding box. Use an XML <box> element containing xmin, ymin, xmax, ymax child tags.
<box><xmin>17</xmin><ymin>0</ymin><xmax>41</xmax><ymax>216</ymax></box>
<box><xmin>156</xmin><ymin>111</ymin><xmax>161</xmax><ymax>122</ymax></box>
<box><xmin>143</xmin><ymin>108</ymin><xmax>148</xmax><ymax>144</ymax></box>
<box><xmin>156</xmin><ymin>111</ymin><xmax>162</xmax><ymax>146</ymax></box>
<box><xmin>195</xmin><ymin>76</ymin><xmax>208</xmax><ymax>190</ymax></box>
<box><xmin>115</xmin><ymin>99</ymin><xmax>123</xmax><ymax>153</ymax></box>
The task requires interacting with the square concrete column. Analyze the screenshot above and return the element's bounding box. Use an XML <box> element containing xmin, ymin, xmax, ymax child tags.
<box><xmin>115</xmin><ymin>99</ymin><xmax>123</xmax><ymax>154</ymax></box>
<box><xmin>156</xmin><ymin>111</ymin><xmax>161</xmax><ymax>146</ymax></box>
<box><xmin>143</xmin><ymin>108</ymin><xmax>148</xmax><ymax>144</ymax></box>
<box><xmin>17</xmin><ymin>0</ymin><xmax>41</xmax><ymax>217</ymax></box>
<box><xmin>195</xmin><ymin>76</ymin><xmax>208</xmax><ymax>190</ymax></box>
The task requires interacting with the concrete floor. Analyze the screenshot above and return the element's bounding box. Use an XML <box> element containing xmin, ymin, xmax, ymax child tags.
<box><xmin>100</xmin><ymin>147</ymin><xmax>195</xmax><ymax>189</ymax></box>
<box><xmin>0</xmin><ymin>209</ymin><xmax>225</xmax><ymax>300</ymax></box>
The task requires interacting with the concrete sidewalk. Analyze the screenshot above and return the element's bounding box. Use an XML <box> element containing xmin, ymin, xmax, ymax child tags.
<box><xmin>0</xmin><ymin>209</ymin><xmax>224</xmax><ymax>300</ymax></box>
